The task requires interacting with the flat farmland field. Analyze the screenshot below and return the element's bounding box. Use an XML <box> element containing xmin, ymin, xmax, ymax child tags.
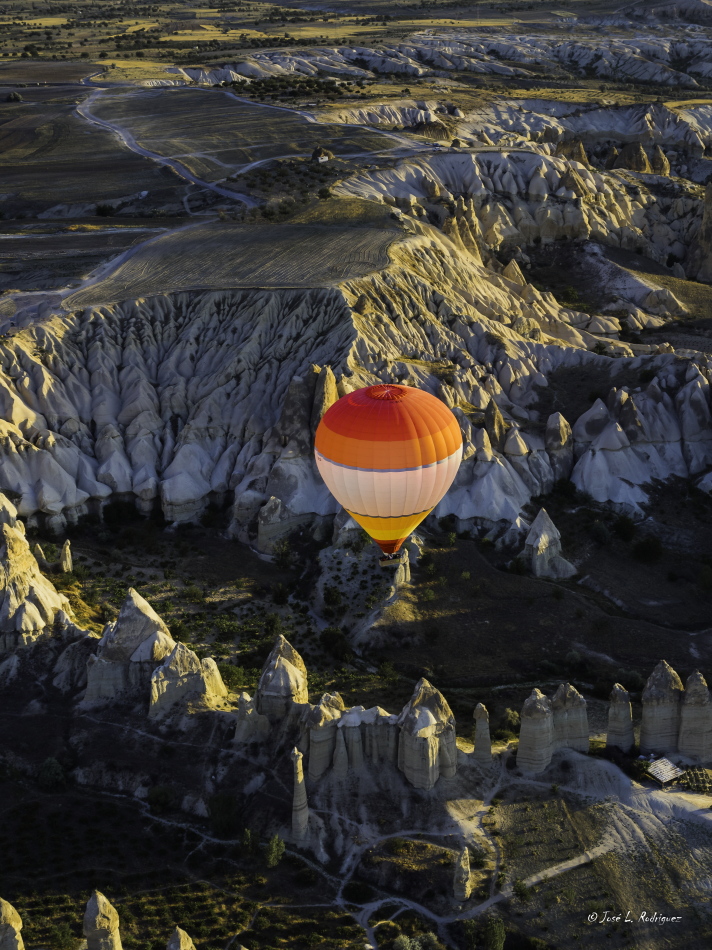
<box><xmin>0</xmin><ymin>61</ymin><xmax>100</xmax><ymax>84</ymax></box>
<box><xmin>63</xmin><ymin>219</ymin><xmax>397</xmax><ymax>307</ymax></box>
<box><xmin>0</xmin><ymin>225</ymin><xmax>169</xmax><ymax>292</ymax></box>
<box><xmin>92</xmin><ymin>87</ymin><xmax>398</xmax><ymax>179</ymax></box>
<box><xmin>0</xmin><ymin>94</ymin><xmax>183</xmax><ymax>213</ymax></box>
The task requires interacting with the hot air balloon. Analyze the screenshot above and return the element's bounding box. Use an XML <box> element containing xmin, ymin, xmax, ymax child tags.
<box><xmin>314</xmin><ymin>383</ymin><xmax>463</xmax><ymax>557</ymax></box>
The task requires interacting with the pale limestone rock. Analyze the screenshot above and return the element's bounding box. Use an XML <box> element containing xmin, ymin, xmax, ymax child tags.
<box><xmin>332</xmin><ymin>726</ymin><xmax>348</xmax><ymax>777</ymax></box>
<box><xmin>545</xmin><ymin>412</ymin><xmax>573</xmax><ymax>482</ymax></box>
<box><xmin>517</xmin><ymin>689</ymin><xmax>554</xmax><ymax>773</ymax></box>
<box><xmin>453</xmin><ymin>847</ymin><xmax>472</xmax><ymax>901</ymax></box>
<box><xmin>607</xmin><ymin>683</ymin><xmax>634</xmax><ymax>752</ymax></box>
<box><xmin>473</xmin><ymin>703</ymin><xmax>492</xmax><ymax>763</ymax></box>
<box><xmin>640</xmin><ymin>660</ymin><xmax>684</xmax><ymax>754</ymax></box>
<box><xmin>83</xmin><ymin>891</ymin><xmax>122</xmax><ymax>950</ymax></box>
<box><xmin>256</xmin><ymin>635</ymin><xmax>308</xmax><ymax>720</ymax></box>
<box><xmin>81</xmin><ymin>589</ymin><xmax>175</xmax><ymax>707</ymax></box>
<box><xmin>232</xmin><ymin>691</ymin><xmax>270</xmax><ymax>744</ymax></box>
<box><xmin>149</xmin><ymin>643</ymin><xmax>227</xmax><ymax>717</ymax></box>
<box><xmin>0</xmin><ymin>493</ymin><xmax>72</xmax><ymax>654</ymax></box>
<box><xmin>551</xmin><ymin>683</ymin><xmax>589</xmax><ymax>753</ymax></box>
<box><xmin>524</xmin><ymin>509</ymin><xmax>576</xmax><ymax>579</ymax></box>
<box><xmin>678</xmin><ymin>671</ymin><xmax>712</xmax><ymax>761</ymax></box>
<box><xmin>60</xmin><ymin>539</ymin><xmax>72</xmax><ymax>573</ymax></box>
<box><xmin>291</xmin><ymin>746</ymin><xmax>309</xmax><ymax>840</ymax></box>
<box><xmin>306</xmin><ymin>692</ymin><xmax>345</xmax><ymax>780</ymax></box>
<box><xmin>397</xmin><ymin>678</ymin><xmax>457</xmax><ymax>790</ymax></box>
<box><xmin>0</xmin><ymin>898</ymin><xmax>24</xmax><ymax>950</ymax></box>
<box><xmin>167</xmin><ymin>928</ymin><xmax>196</xmax><ymax>950</ymax></box>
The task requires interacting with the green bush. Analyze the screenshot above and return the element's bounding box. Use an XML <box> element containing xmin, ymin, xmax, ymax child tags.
<box><xmin>218</xmin><ymin>664</ymin><xmax>248</xmax><ymax>691</ymax></box>
<box><xmin>48</xmin><ymin>923</ymin><xmax>81</xmax><ymax>950</ymax></box>
<box><xmin>513</xmin><ymin>878</ymin><xmax>530</xmax><ymax>902</ymax></box>
<box><xmin>482</xmin><ymin>917</ymin><xmax>506</xmax><ymax>950</ymax></box>
<box><xmin>265</xmin><ymin>833</ymin><xmax>285</xmax><ymax>868</ymax></box>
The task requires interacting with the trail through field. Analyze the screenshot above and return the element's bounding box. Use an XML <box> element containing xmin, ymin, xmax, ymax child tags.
<box><xmin>76</xmin><ymin>88</ymin><xmax>259</xmax><ymax>207</ymax></box>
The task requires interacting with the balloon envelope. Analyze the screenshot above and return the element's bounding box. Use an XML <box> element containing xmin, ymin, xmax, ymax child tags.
<box><xmin>315</xmin><ymin>383</ymin><xmax>463</xmax><ymax>554</ymax></box>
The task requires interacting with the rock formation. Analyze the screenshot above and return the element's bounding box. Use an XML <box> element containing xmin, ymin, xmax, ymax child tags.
<box><xmin>517</xmin><ymin>689</ymin><xmax>554</xmax><ymax>773</ymax></box>
<box><xmin>606</xmin><ymin>684</ymin><xmax>634</xmax><ymax>752</ymax></box>
<box><xmin>678</xmin><ymin>671</ymin><xmax>712</xmax><ymax>761</ymax></box>
<box><xmin>639</xmin><ymin>660</ymin><xmax>684</xmax><ymax>754</ymax></box>
<box><xmin>0</xmin><ymin>493</ymin><xmax>71</xmax><ymax>654</ymax></box>
<box><xmin>256</xmin><ymin>635</ymin><xmax>309</xmax><ymax>720</ymax></box>
<box><xmin>473</xmin><ymin>703</ymin><xmax>492</xmax><ymax>763</ymax></box>
<box><xmin>688</xmin><ymin>182</ymin><xmax>712</xmax><ymax>284</ymax></box>
<box><xmin>167</xmin><ymin>928</ymin><xmax>196</xmax><ymax>950</ymax></box>
<box><xmin>232</xmin><ymin>690</ymin><xmax>270</xmax><ymax>744</ymax></box>
<box><xmin>149</xmin><ymin>643</ymin><xmax>228</xmax><ymax>718</ymax></box>
<box><xmin>614</xmin><ymin>142</ymin><xmax>652</xmax><ymax>173</ymax></box>
<box><xmin>81</xmin><ymin>589</ymin><xmax>175</xmax><ymax>708</ymax></box>
<box><xmin>453</xmin><ymin>847</ymin><xmax>472</xmax><ymax>901</ymax></box>
<box><xmin>397</xmin><ymin>678</ymin><xmax>457</xmax><ymax>789</ymax></box>
<box><xmin>291</xmin><ymin>746</ymin><xmax>309</xmax><ymax>840</ymax></box>
<box><xmin>306</xmin><ymin>692</ymin><xmax>345</xmax><ymax>780</ymax></box>
<box><xmin>0</xmin><ymin>899</ymin><xmax>24</xmax><ymax>950</ymax></box>
<box><xmin>651</xmin><ymin>145</ymin><xmax>670</xmax><ymax>176</ymax></box>
<box><xmin>83</xmin><ymin>891</ymin><xmax>122</xmax><ymax>950</ymax></box>
<box><xmin>552</xmin><ymin>683</ymin><xmax>589</xmax><ymax>753</ymax></box>
<box><xmin>545</xmin><ymin>412</ymin><xmax>574</xmax><ymax>482</ymax></box>
<box><xmin>60</xmin><ymin>539</ymin><xmax>72</xmax><ymax>573</ymax></box>
<box><xmin>523</xmin><ymin>509</ymin><xmax>576</xmax><ymax>579</ymax></box>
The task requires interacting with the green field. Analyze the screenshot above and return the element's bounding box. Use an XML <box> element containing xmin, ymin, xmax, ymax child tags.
<box><xmin>92</xmin><ymin>87</ymin><xmax>399</xmax><ymax>179</ymax></box>
<box><xmin>63</xmin><ymin>218</ymin><xmax>398</xmax><ymax>307</ymax></box>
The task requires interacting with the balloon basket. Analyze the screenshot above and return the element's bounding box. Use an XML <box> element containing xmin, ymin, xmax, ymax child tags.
<box><xmin>379</xmin><ymin>551</ymin><xmax>408</xmax><ymax>568</ymax></box>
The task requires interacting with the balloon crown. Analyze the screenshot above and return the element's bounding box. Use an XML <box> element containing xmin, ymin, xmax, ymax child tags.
<box><xmin>365</xmin><ymin>384</ymin><xmax>408</xmax><ymax>401</ymax></box>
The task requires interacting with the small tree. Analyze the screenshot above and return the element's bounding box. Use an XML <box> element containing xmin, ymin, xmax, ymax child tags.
<box><xmin>482</xmin><ymin>916</ymin><xmax>506</xmax><ymax>950</ymax></box>
<box><xmin>6</xmin><ymin>91</ymin><xmax>22</xmax><ymax>102</ymax></box>
<box><xmin>265</xmin><ymin>833</ymin><xmax>285</xmax><ymax>868</ymax></box>
<box><xmin>242</xmin><ymin>827</ymin><xmax>258</xmax><ymax>856</ymax></box>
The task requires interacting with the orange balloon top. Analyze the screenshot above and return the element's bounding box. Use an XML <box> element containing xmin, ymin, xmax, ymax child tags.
<box><xmin>315</xmin><ymin>384</ymin><xmax>462</xmax><ymax>471</ymax></box>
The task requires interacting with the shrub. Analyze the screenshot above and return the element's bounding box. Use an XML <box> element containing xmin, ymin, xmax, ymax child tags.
<box><xmin>482</xmin><ymin>917</ymin><xmax>506</xmax><ymax>950</ymax></box>
<box><xmin>265</xmin><ymin>833</ymin><xmax>285</xmax><ymax>867</ymax></box>
<box><xmin>342</xmin><ymin>880</ymin><xmax>374</xmax><ymax>903</ymax></box>
<box><xmin>95</xmin><ymin>203</ymin><xmax>115</xmax><ymax>216</ymax></box>
<box><xmin>421</xmin><ymin>589</ymin><xmax>436</xmax><ymax>602</ymax></box>
<box><xmin>218</xmin><ymin>664</ymin><xmax>248</xmax><ymax>691</ymax></box>
<box><xmin>47</xmin><ymin>923</ymin><xmax>81</xmax><ymax>950</ymax></box>
<box><xmin>6</xmin><ymin>91</ymin><xmax>22</xmax><ymax>102</ymax></box>
<box><xmin>589</xmin><ymin>520</ymin><xmax>612</xmax><ymax>545</ymax></box>
<box><xmin>632</xmin><ymin>535</ymin><xmax>662</xmax><ymax>564</ymax></box>
<box><xmin>147</xmin><ymin>785</ymin><xmax>174</xmax><ymax>814</ymax></box>
<box><xmin>38</xmin><ymin>757</ymin><xmax>65</xmax><ymax>789</ymax></box>
<box><xmin>513</xmin><ymin>878</ymin><xmax>530</xmax><ymax>902</ymax></box>
<box><xmin>502</xmin><ymin>708</ymin><xmax>520</xmax><ymax>732</ymax></box>
<box><xmin>273</xmin><ymin>537</ymin><xmax>292</xmax><ymax>568</ymax></box>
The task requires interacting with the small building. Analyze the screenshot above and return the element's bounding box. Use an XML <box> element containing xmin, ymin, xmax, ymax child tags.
<box><xmin>646</xmin><ymin>757</ymin><xmax>686</xmax><ymax>788</ymax></box>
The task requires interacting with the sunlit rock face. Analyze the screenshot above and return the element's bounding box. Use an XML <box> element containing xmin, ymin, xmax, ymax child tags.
<box><xmin>256</xmin><ymin>634</ymin><xmax>309</xmax><ymax>721</ymax></box>
<box><xmin>397</xmin><ymin>678</ymin><xmax>457</xmax><ymax>790</ymax></box>
<box><xmin>678</xmin><ymin>672</ymin><xmax>712</xmax><ymax>761</ymax></box>
<box><xmin>639</xmin><ymin>660</ymin><xmax>685</xmax><ymax>754</ymax></box>
<box><xmin>0</xmin><ymin>492</ymin><xmax>71</xmax><ymax>655</ymax></box>
<box><xmin>517</xmin><ymin>688</ymin><xmax>554</xmax><ymax>773</ymax></box>
<box><xmin>81</xmin><ymin>589</ymin><xmax>175</xmax><ymax>708</ymax></box>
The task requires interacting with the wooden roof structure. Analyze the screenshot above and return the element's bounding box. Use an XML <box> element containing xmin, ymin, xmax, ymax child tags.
<box><xmin>647</xmin><ymin>757</ymin><xmax>686</xmax><ymax>787</ymax></box>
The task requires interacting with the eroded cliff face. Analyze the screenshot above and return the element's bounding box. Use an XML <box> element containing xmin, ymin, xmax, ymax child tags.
<box><xmin>0</xmin><ymin>227</ymin><xmax>709</xmax><ymax>542</ymax></box>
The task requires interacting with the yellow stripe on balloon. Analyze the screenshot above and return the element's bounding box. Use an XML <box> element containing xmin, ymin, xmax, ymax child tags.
<box><xmin>347</xmin><ymin>509</ymin><xmax>434</xmax><ymax>542</ymax></box>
